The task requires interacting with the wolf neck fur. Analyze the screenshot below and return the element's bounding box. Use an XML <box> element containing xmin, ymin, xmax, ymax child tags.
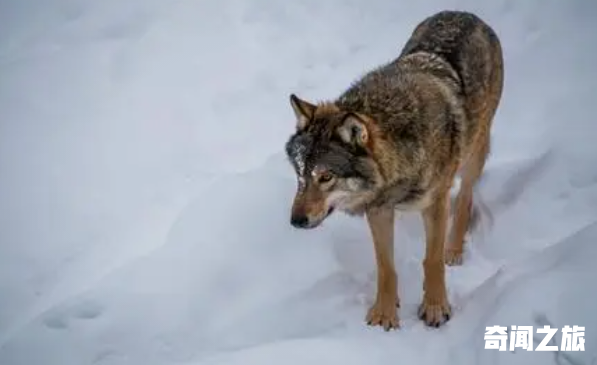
<box><xmin>330</xmin><ymin>53</ymin><xmax>466</xmax><ymax>213</ymax></box>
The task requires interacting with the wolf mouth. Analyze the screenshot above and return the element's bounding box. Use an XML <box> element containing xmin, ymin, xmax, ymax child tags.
<box><xmin>325</xmin><ymin>206</ymin><xmax>335</xmax><ymax>218</ymax></box>
<box><xmin>306</xmin><ymin>207</ymin><xmax>335</xmax><ymax>229</ymax></box>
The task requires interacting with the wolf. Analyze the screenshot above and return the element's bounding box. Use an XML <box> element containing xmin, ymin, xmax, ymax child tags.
<box><xmin>283</xmin><ymin>10</ymin><xmax>504</xmax><ymax>330</ymax></box>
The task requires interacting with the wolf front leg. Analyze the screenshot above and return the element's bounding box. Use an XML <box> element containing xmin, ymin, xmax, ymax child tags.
<box><xmin>419</xmin><ymin>189</ymin><xmax>452</xmax><ymax>327</ymax></box>
<box><xmin>365</xmin><ymin>206</ymin><xmax>399</xmax><ymax>330</ymax></box>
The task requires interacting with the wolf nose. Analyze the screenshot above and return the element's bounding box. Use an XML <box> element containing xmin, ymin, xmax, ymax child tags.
<box><xmin>290</xmin><ymin>214</ymin><xmax>309</xmax><ymax>228</ymax></box>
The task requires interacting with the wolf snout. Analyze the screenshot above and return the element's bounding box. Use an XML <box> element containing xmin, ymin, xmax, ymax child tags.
<box><xmin>290</xmin><ymin>213</ymin><xmax>310</xmax><ymax>228</ymax></box>
<box><xmin>290</xmin><ymin>206</ymin><xmax>335</xmax><ymax>229</ymax></box>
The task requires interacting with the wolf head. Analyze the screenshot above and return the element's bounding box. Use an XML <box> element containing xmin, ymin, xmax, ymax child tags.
<box><xmin>284</xmin><ymin>94</ymin><xmax>384</xmax><ymax>229</ymax></box>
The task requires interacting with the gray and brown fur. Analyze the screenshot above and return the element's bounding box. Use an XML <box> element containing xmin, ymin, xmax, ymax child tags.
<box><xmin>285</xmin><ymin>10</ymin><xmax>503</xmax><ymax>329</ymax></box>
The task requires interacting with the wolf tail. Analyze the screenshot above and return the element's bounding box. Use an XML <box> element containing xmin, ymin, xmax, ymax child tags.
<box><xmin>467</xmin><ymin>174</ymin><xmax>494</xmax><ymax>237</ymax></box>
<box><xmin>468</xmin><ymin>188</ymin><xmax>493</xmax><ymax>235</ymax></box>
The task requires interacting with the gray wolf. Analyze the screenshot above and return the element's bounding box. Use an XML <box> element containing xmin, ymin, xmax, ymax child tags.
<box><xmin>284</xmin><ymin>10</ymin><xmax>504</xmax><ymax>329</ymax></box>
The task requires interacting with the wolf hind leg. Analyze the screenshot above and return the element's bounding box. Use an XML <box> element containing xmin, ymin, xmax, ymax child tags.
<box><xmin>445</xmin><ymin>128</ymin><xmax>490</xmax><ymax>266</ymax></box>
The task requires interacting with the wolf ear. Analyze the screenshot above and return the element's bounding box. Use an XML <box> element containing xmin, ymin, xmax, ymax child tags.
<box><xmin>337</xmin><ymin>113</ymin><xmax>369</xmax><ymax>146</ymax></box>
<box><xmin>290</xmin><ymin>94</ymin><xmax>316</xmax><ymax>130</ymax></box>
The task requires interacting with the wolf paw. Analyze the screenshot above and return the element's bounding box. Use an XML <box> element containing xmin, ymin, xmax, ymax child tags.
<box><xmin>444</xmin><ymin>249</ymin><xmax>463</xmax><ymax>266</ymax></box>
<box><xmin>366</xmin><ymin>298</ymin><xmax>400</xmax><ymax>331</ymax></box>
<box><xmin>418</xmin><ymin>299</ymin><xmax>451</xmax><ymax>328</ymax></box>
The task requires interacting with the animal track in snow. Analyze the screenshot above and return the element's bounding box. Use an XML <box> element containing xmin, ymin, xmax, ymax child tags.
<box><xmin>42</xmin><ymin>300</ymin><xmax>104</xmax><ymax>330</ymax></box>
<box><xmin>43</xmin><ymin>315</ymin><xmax>69</xmax><ymax>330</ymax></box>
<box><xmin>72</xmin><ymin>301</ymin><xmax>104</xmax><ymax>320</ymax></box>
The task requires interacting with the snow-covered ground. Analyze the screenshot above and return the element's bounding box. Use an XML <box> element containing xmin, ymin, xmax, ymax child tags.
<box><xmin>1</xmin><ymin>0</ymin><xmax>596</xmax><ymax>364</ymax></box>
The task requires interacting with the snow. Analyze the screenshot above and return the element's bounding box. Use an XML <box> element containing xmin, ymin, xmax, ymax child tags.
<box><xmin>1</xmin><ymin>0</ymin><xmax>596</xmax><ymax>364</ymax></box>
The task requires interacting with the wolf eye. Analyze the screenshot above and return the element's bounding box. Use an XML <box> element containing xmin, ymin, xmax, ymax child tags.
<box><xmin>318</xmin><ymin>172</ymin><xmax>334</xmax><ymax>184</ymax></box>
